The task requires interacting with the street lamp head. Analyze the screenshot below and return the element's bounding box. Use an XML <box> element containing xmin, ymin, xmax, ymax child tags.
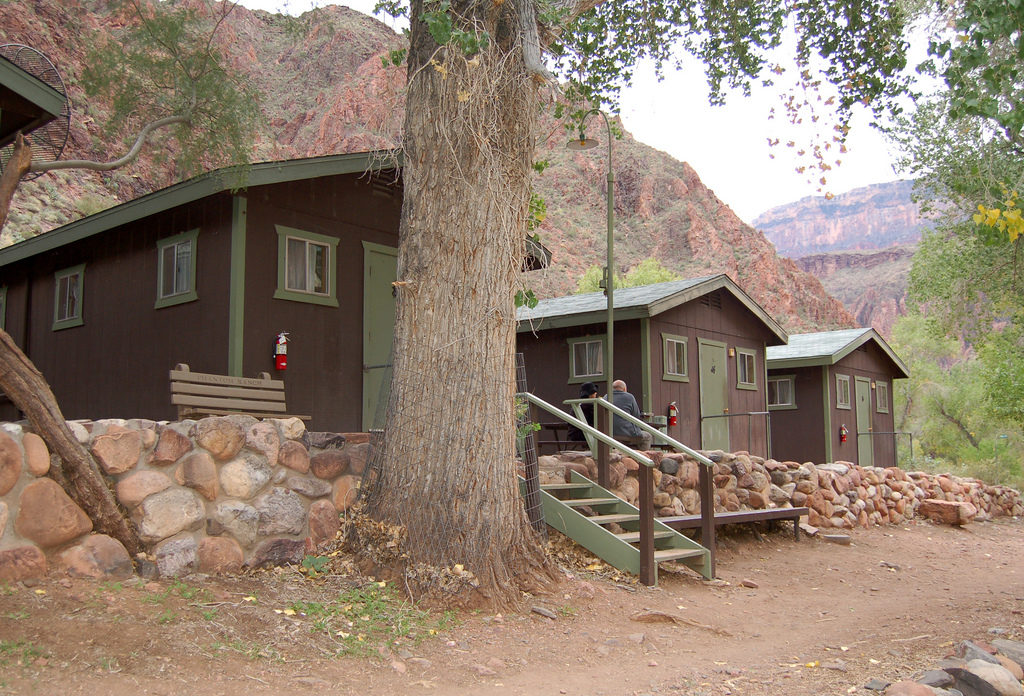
<box><xmin>566</xmin><ymin>136</ymin><xmax>599</xmax><ymax>151</ymax></box>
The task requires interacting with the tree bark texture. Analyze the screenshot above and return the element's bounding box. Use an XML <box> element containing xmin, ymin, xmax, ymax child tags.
<box><xmin>0</xmin><ymin>134</ymin><xmax>32</xmax><ymax>230</ymax></box>
<box><xmin>0</xmin><ymin>329</ymin><xmax>143</xmax><ymax>556</ymax></box>
<box><xmin>362</xmin><ymin>0</ymin><xmax>556</xmax><ymax>606</ymax></box>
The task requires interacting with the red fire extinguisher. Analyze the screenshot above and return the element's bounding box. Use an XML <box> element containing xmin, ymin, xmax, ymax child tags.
<box><xmin>667</xmin><ymin>401</ymin><xmax>678</xmax><ymax>427</ymax></box>
<box><xmin>274</xmin><ymin>332</ymin><xmax>289</xmax><ymax>371</ymax></box>
<box><xmin>839</xmin><ymin>424</ymin><xmax>849</xmax><ymax>443</ymax></box>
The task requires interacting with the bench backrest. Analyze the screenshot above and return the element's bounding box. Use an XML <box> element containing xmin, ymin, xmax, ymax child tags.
<box><xmin>169</xmin><ymin>363</ymin><xmax>288</xmax><ymax>418</ymax></box>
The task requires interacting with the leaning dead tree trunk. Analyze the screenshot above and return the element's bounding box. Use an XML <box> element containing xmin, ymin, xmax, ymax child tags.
<box><xmin>360</xmin><ymin>0</ymin><xmax>557</xmax><ymax>607</ymax></box>
<box><xmin>0</xmin><ymin>329</ymin><xmax>142</xmax><ymax>556</ymax></box>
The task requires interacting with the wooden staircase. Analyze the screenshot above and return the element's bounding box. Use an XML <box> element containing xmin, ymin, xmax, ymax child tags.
<box><xmin>522</xmin><ymin>470</ymin><xmax>712</xmax><ymax>583</ymax></box>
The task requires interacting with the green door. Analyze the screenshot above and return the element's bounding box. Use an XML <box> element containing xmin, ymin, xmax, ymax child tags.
<box><xmin>362</xmin><ymin>242</ymin><xmax>398</xmax><ymax>430</ymax></box>
<box><xmin>855</xmin><ymin>376</ymin><xmax>873</xmax><ymax>467</ymax></box>
<box><xmin>698</xmin><ymin>338</ymin><xmax>730</xmax><ymax>450</ymax></box>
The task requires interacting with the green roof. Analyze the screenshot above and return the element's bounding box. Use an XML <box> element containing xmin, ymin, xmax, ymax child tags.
<box><xmin>0</xmin><ymin>151</ymin><xmax>400</xmax><ymax>267</ymax></box>
<box><xmin>517</xmin><ymin>274</ymin><xmax>788</xmax><ymax>345</ymax></box>
<box><xmin>766</xmin><ymin>327</ymin><xmax>909</xmax><ymax>377</ymax></box>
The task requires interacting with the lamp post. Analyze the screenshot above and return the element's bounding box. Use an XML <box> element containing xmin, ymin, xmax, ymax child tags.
<box><xmin>567</xmin><ymin>109</ymin><xmax>615</xmax><ymax>416</ymax></box>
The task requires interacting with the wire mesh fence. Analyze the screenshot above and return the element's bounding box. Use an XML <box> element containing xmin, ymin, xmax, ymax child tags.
<box><xmin>516</xmin><ymin>353</ymin><xmax>546</xmax><ymax>538</ymax></box>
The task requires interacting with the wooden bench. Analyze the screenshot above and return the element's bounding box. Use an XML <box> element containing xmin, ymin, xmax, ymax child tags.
<box><xmin>169</xmin><ymin>363</ymin><xmax>310</xmax><ymax>420</ymax></box>
<box><xmin>659</xmin><ymin>507</ymin><xmax>809</xmax><ymax>541</ymax></box>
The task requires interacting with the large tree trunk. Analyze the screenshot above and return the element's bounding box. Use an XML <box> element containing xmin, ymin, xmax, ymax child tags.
<box><xmin>0</xmin><ymin>329</ymin><xmax>143</xmax><ymax>556</ymax></box>
<box><xmin>361</xmin><ymin>0</ymin><xmax>556</xmax><ymax>607</ymax></box>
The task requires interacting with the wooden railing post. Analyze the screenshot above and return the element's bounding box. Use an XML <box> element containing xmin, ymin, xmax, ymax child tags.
<box><xmin>638</xmin><ymin>462</ymin><xmax>655</xmax><ymax>586</ymax></box>
<box><xmin>699</xmin><ymin>463</ymin><xmax>716</xmax><ymax>578</ymax></box>
<box><xmin>596</xmin><ymin>407</ymin><xmax>610</xmax><ymax>489</ymax></box>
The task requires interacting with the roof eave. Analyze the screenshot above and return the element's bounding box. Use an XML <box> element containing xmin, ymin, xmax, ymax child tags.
<box><xmin>0</xmin><ymin>150</ymin><xmax>400</xmax><ymax>267</ymax></box>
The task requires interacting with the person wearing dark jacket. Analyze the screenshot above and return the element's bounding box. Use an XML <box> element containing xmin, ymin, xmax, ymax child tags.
<box><xmin>612</xmin><ymin>379</ymin><xmax>653</xmax><ymax>451</ymax></box>
<box><xmin>566</xmin><ymin>382</ymin><xmax>598</xmax><ymax>443</ymax></box>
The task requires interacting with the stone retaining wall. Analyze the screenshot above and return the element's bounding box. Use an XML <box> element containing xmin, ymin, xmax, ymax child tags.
<box><xmin>535</xmin><ymin>449</ymin><xmax>1024</xmax><ymax>526</ymax></box>
<box><xmin>0</xmin><ymin>416</ymin><xmax>366</xmax><ymax>582</ymax></box>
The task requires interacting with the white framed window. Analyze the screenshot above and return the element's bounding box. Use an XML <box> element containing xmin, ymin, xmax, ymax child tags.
<box><xmin>273</xmin><ymin>225</ymin><xmax>339</xmax><ymax>307</ymax></box>
<box><xmin>156</xmin><ymin>229</ymin><xmax>198</xmax><ymax>308</ymax></box>
<box><xmin>836</xmin><ymin>373</ymin><xmax>851</xmax><ymax>409</ymax></box>
<box><xmin>736</xmin><ymin>348</ymin><xmax>757</xmax><ymax>390</ymax></box>
<box><xmin>53</xmin><ymin>264</ymin><xmax>85</xmax><ymax>331</ymax></box>
<box><xmin>768</xmin><ymin>375</ymin><xmax>796</xmax><ymax>409</ymax></box>
<box><xmin>876</xmin><ymin>381</ymin><xmax>889</xmax><ymax>413</ymax></box>
<box><xmin>568</xmin><ymin>336</ymin><xmax>604</xmax><ymax>383</ymax></box>
<box><xmin>662</xmin><ymin>333</ymin><xmax>688</xmax><ymax>382</ymax></box>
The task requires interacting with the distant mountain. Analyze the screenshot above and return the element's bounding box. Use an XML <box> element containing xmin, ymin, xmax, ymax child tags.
<box><xmin>753</xmin><ymin>180</ymin><xmax>926</xmax><ymax>256</ymax></box>
<box><xmin>752</xmin><ymin>182</ymin><xmax>928</xmax><ymax>336</ymax></box>
<box><xmin>1</xmin><ymin>0</ymin><xmax>855</xmax><ymax>333</ymax></box>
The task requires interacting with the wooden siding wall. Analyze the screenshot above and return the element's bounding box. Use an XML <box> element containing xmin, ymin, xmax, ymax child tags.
<box><xmin>517</xmin><ymin>319</ymin><xmax>646</xmax><ymax>416</ymax></box>
<box><xmin>517</xmin><ymin>290</ymin><xmax>777</xmax><ymax>457</ymax></box>
<box><xmin>769</xmin><ymin>342</ymin><xmax>902</xmax><ymax>468</ymax></box>
<box><xmin>0</xmin><ymin>171</ymin><xmax>402</xmax><ymax>432</ymax></box>
<box><xmin>239</xmin><ymin>173</ymin><xmax>401</xmax><ymax>432</ymax></box>
<box><xmin>0</xmin><ymin>197</ymin><xmax>234</xmax><ymax>422</ymax></box>
<box><xmin>649</xmin><ymin>292</ymin><xmax>775</xmax><ymax>456</ymax></box>
<box><xmin>768</xmin><ymin>368</ymin><xmax>826</xmax><ymax>463</ymax></box>
<box><xmin>827</xmin><ymin>344</ymin><xmax>899</xmax><ymax>467</ymax></box>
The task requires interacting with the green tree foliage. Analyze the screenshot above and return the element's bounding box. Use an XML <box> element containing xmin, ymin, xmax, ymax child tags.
<box><xmin>575</xmin><ymin>257</ymin><xmax>680</xmax><ymax>293</ymax></box>
<box><xmin>891</xmin><ymin>0</ymin><xmax>1024</xmax><ymax>440</ymax></box>
<box><xmin>79</xmin><ymin>0</ymin><xmax>260</xmax><ymax>177</ymax></box>
<box><xmin>924</xmin><ymin>0</ymin><xmax>1024</xmax><ymax>153</ymax></box>
<box><xmin>890</xmin><ymin>313</ymin><xmax>1023</xmax><ymax>488</ymax></box>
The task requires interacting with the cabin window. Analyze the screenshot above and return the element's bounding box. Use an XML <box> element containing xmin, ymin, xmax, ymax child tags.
<box><xmin>273</xmin><ymin>225</ymin><xmax>340</xmax><ymax>307</ymax></box>
<box><xmin>767</xmin><ymin>375</ymin><xmax>796</xmax><ymax>409</ymax></box>
<box><xmin>0</xmin><ymin>286</ymin><xmax>6</xmax><ymax>331</ymax></box>
<box><xmin>53</xmin><ymin>264</ymin><xmax>85</xmax><ymax>330</ymax></box>
<box><xmin>876</xmin><ymin>381</ymin><xmax>889</xmax><ymax>413</ymax></box>
<box><xmin>836</xmin><ymin>374</ymin><xmax>851</xmax><ymax>409</ymax></box>
<box><xmin>155</xmin><ymin>229</ymin><xmax>199</xmax><ymax>308</ymax></box>
<box><xmin>662</xmin><ymin>333</ymin><xmax>689</xmax><ymax>382</ymax></box>
<box><xmin>568</xmin><ymin>336</ymin><xmax>605</xmax><ymax>383</ymax></box>
<box><xmin>736</xmin><ymin>348</ymin><xmax>757</xmax><ymax>390</ymax></box>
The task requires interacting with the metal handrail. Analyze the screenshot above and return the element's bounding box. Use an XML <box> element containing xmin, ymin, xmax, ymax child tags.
<box><xmin>517</xmin><ymin>392</ymin><xmax>654</xmax><ymax>468</ymax></box>
<box><xmin>701</xmin><ymin>410</ymin><xmax>771</xmax><ymax>458</ymax></box>
<box><xmin>857</xmin><ymin>429</ymin><xmax>914</xmax><ymax>465</ymax></box>
<box><xmin>564</xmin><ymin>397</ymin><xmax>714</xmax><ymax>468</ymax></box>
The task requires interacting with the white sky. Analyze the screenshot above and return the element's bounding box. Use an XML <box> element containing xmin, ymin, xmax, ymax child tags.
<box><xmin>237</xmin><ymin>0</ymin><xmax>907</xmax><ymax>222</ymax></box>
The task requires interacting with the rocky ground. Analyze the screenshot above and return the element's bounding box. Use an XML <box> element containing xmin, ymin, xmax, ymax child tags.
<box><xmin>1</xmin><ymin>515</ymin><xmax>1022</xmax><ymax>695</ymax></box>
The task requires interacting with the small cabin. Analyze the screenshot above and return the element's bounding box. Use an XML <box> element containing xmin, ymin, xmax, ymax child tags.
<box><xmin>516</xmin><ymin>274</ymin><xmax>788</xmax><ymax>456</ymax></box>
<box><xmin>766</xmin><ymin>328</ymin><xmax>910</xmax><ymax>467</ymax></box>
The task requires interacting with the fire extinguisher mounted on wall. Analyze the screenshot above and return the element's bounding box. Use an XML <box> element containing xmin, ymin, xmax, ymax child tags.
<box><xmin>839</xmin><ymin>424</ymin><xmax>849</xmax><ymax>443</ymax></box>
<box><xmin>274</xmin><ymin>332</ymin><xmax>289</xmax><ymax>371</ymax></box>
<box><xmin>667</xmin><ymin>401</ymin><xmax>678</xmax><ymax>427</ymax></box>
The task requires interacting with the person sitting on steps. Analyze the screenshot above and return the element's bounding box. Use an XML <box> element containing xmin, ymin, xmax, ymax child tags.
<box><xmin>566</xmin><ymin>381</ymin><xmax>598</xmax><ymax>445</ymax></box>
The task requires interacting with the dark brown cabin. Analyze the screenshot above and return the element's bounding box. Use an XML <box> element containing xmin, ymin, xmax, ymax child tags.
<box><xmin>516</xmin><ymin>275</ymin><xmax>789</xmax><ymax>457</ymax></box>
<box><xmin>0</xmin><ymin>153</ymin><xmax>410</xmax><ymax>432</ymax></box>
<box><xmin>766</xmin><ymin>328</ymin><xmax>910</xmax><ymax>467</ymax></box>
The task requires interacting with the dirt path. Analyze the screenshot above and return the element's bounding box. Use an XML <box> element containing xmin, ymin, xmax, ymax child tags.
<box><xmin>2</xmin><ymin>517</ymin><xmax>1022</xmax><ymax>696</ymax></box>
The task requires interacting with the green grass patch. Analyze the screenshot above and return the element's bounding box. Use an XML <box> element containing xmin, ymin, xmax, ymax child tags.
<box><xmin>0</xmin><ymin>639</ymin><xmax>46</xmax><ymax>668</ymax></box>
<box><xmin>287</xmin><ymin>582</ymin><xmax>456</xmax><ymax>656</ymax></box>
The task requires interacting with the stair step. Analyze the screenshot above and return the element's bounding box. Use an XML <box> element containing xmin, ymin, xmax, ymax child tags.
<box><xmin>541</xmin><ymin>483</ymin><xmax>592</xmax><ymax>491</ymax></box>
<box><xmin>653</xmin><ymin>548</ymin><xmax>706</xmax><ymax>562</ymax></box>
<box><xmin>562</xmin><ymin>497</ymin><xmax>620</xmax><ymax>507</ymax></box>
<box><xmin>614</xmin><ymin>530</ymin><xmax>675</xmax><ymax>543</ymax></box>
<box><xmin>588</xmin><ymin>513</ymin><xmax>640</xmax><ymax>525</ymax></box>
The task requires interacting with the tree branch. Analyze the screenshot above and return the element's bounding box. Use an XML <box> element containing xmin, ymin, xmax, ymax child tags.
<box><xmin>30</xmin><ymin>115</ymin><xmax>190</xmax><ymax>173</ymax></box>
<box><xmin>936</xmin><ymin>401</ymin><xmax>980</xmax><ymax>449</ymax></box>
